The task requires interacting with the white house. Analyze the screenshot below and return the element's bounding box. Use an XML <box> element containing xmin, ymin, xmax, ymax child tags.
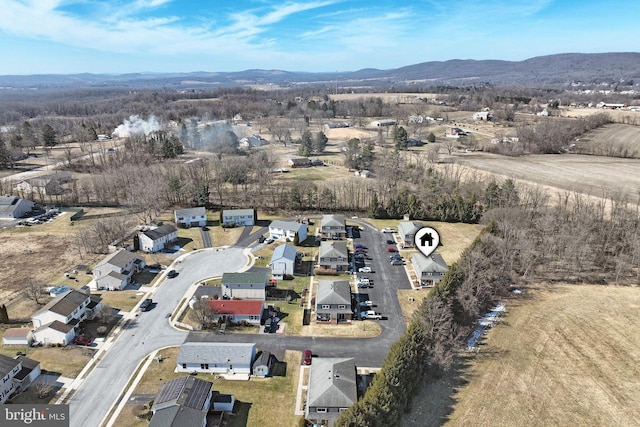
<box><xmin>31</xmin><ymin>289</ymin><xmax>103</xmax><ymax>345</ymax></box>
<box><xmin>268</xmin><ymin>220</ymin><xmax>307</xmax><ymax>242</ymax></box>
<box><xmin>270</xmin><ymin>244</ymin><xmax>297</xmax><ymax>280</ymax></box>
<box><xmin>176</xmin><ymin>342</ymin><xmax>256</xmax><ymax>376</ymax></box>
<box><xmin>92</xmin><ymin>248</ymin><xmax>146</xmax><ymax>290</ymax></box>
<box><xmin>138</xmin><ymin>224</ymin><xmax>178</xmax><ymax>253</ymax></box>
<box><xmin>174</xmin><ymin>207</ymin><xmax>207</xmax><ymax>228</ymax></box>
<box><xmin>0</xmin><ymin>354</ymin><xmax>41</xmax><ymax>404</ymax></box>
<box><xmin>206</xmin><ymin>300</ymin><xmax>264</xmax><ymax>326</ymax></box>
<box><xmin>2</xmin><ymin>328</ymin><xmax>32</xmax><ymax>346</ymax></box>
<box><xmin>150</xmin><ymin>376</ymin><xmax>213</xmax><ymax>427</ymax></box>
<box><xmin>221</xmin><ymin>208</ymin><xmax>256</xmax><ymax>226</ymax></box>
<box><xmin>221</xmin><ymin>271</ymin><xmax>268</xmax><ymax>300</ymax></box>
<box><xmin>14</xmin><ymin>171</ymin><xmax>72</xmax><ymax>197</ymax></box>
<box><xmin>0</xmin><ymin>195</ymin><xmax>35</xmax><ymax>219</ymax></box>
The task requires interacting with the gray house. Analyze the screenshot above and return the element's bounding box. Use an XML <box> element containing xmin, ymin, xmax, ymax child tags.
<box><xmin>221</xmin><ymin>271</ymin><xmax>268</xmax><ymax>300</ymax></box>
<box><xmin>306</xmin><ymin>358</ymin><xmax>358</xmax><ymax>427</ymax></box>
<box><xmin>252</xmin><ymin>350</ymin><xmax>275</xmax><ymax>377</ymax></box>
<box><xmin>317</xmin><ymin>241</ymin><xmax>349</xmax><ymax>273</ymax></box>
<box><xmin>92</xmin><ymin>248</ymin><xmax>146</xmax><ymax>290</ymax></box>
<box><xmin>411</xmin><ymin>253</ymin><xmax>449</xmax><ymax>287</ymax></box>
<box><xmin>319</xmin><ymin>214</ymin><xmax>346</xmax><ymax>240</ymax></box>
<box><xmin>177</xmin><ymin>342</ymin><xmax>256</xmax><ymax>376</ymax></box>
<box><xmin>398</xmin><ymin>221</ymin><xmax>424</xmax><ymax>248</ymax></box>
<box><xmin>315</xmin><ymin>280</ymin><xmax>353</xmax><ymax>324</ymax></box>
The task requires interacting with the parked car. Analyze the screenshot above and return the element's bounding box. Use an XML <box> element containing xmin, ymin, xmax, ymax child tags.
<box><xmin>358</xmin><ymin>267</ymin><xmax>372</xmax><ymax>273</ymax></box>
<box><xmin>357</xmin><ymin>282</ymin><xmax>372</xmax><ymax>288</ymax></box>
<box><xmin>167</xmin><ymin>269</ymin><xmax>178</xmax><ymax>278</ymax></box>
<box><xmin>386</xmin><ymin>239</ymin><xmax>395</xmax><ymax>245</ymax></box>
<box><xmin>360</xmin><ymin>310</ymin><xmax>382</xmax><ymax>320</ymax></box>
<box><xmin>381</xmin><ymin>228</ymin><xmax>395</xmax><ymax>233</ymax></box>
<box><xmin>354</xmin><ymin>244</ymin><xmax>368</xmax><ymax>249</ymax></box>
<box><xmin>386</xmin><ymin>247</ymin><xmax>398</xmax><ymax>252</ymax></box>
<box><xmin>303</xmin><ymin>349</ymin><xmax>312</xmax><ymax>365</ymax></box>
<box><xmin>391</xmin><ymin>259</ymin><xmax>404</xmax><ymax>265</ymax></box>
<box><xmin>354</xmin><ymin>248</ymin><xmax>367</xmax><ymax>253</ymax></box>
<box><xmin>73</xmin><ymin>335</ymin><xmax>93</xmax><ymax>346</ymax></box>
<box><xmin>359</xmin><ymin>300</ymin><xmax>374</xmax><ymax>307</ymax></box>
<box><xmin>354</xmin><ymin>253</ymin><xmax>365</xmax><ymax>260</ymax></box>
<box><xmin>140</xmin><ymin>298</ymin><xmax>153</xmax><ymax>311</ymax></box>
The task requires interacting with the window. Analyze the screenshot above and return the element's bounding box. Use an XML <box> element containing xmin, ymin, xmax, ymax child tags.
<box><xmin>316</xmin><ymin>408</ymin><xmax>327</xmax><ymax>413</ymax></box>
<box><xmin>338</xmin><ymin>305</ymin><xmax>346</xmax><ymax>309</ymax></box>
<box><xmin>201</xmin><ymin>364</ymin><xmax>209</xmax><ymax>369</ymax></box>
<box><xmin>339</xmin><ymin>408</ymin><xmax>348</xmax><ymax>412</ymax></box>
<box><xmin>182</xmin><ymin>364</ymin><xmax>187</xmax><ymax>369</ymax></box>
<box><xmin>321</xmin><ymin>305</ymin><xmax>330</xmax><ymax>310</ymax></box>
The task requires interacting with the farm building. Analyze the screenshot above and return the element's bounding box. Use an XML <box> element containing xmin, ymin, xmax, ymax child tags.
<box><xmin>370</xmin><ymin>119</ymin><xmax>397</xmax><ymax>127</ymax></box>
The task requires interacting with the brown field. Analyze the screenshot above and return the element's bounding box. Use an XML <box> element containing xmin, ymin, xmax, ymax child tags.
<box><xmin>453</xmin><ymin>151</ymin><xmax>640</xmax><ymax>204</ymax></box>
<box><xmin>575</xmin><ymin>123</ymin><xmax>640</xmax><ymax>158</ymax></box>
<box><xmin>403</xmin><ymin>284</ymin><xmax>640</xmax><ymax>427</ymax></box>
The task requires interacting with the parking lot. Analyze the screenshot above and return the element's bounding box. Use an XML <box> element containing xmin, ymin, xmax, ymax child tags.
<box><xmin>347</xmin><ymin>223</ymin><xmax>411</xmax><ymax>333</ymax></box>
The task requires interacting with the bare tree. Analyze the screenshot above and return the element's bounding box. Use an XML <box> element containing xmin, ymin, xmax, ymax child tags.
<box><xmin>32</xmin><ymin>373</ymin><xmax>57</xmax><ymax>399</ymax></box>
<box><xmin>191</xmin><ymin>299</ymin><xmax>217</xmax><ymax>329</ymax></box>
<box><xmin>23</xmin><ymin>280</ymin><xmax>46</xmax><ymax>305</ymax></box>
<box><xmin>100</xmin><ymin>304</ymin><xmax>115</xmax><ymax>325</ymax></box>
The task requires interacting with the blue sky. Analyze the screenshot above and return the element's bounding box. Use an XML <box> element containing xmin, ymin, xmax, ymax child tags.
<box><xmin>0</xmin><ymin>0</ymin><xmax>638</xmax><ymax>75</ymax></box>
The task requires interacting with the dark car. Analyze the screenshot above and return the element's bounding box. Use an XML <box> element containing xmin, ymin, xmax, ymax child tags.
<box><xmin>140</xmin><ymin>298</ymin><xmax>153</xmax><ymax>311</ymax></box>
<box><xmin>303</xmin><ymin>349</ymin><xmax>312</xmax><ymax>365</ymax></box>
<box><xmin>386</xmin><ymin>247</ymin><xmax>398</xmax><ymax>252</ymax></box>
<box><xmin>73</xmin><ymin>335</ymin><xmax>93</xmax><ymax>346</ymax></box>
<box><xmin>167</xmin><ymin>269</ymin><xmax>178</xmax><ymax>278</ymax></box>
<box><xmin>386</xmin><ymin>239</ymin><xmax>395</xmax><ymax>245</ymax></box>
<box><xmin>354</xmin><ymin>244</ymin><xmax>368</xmax><ymax>249</ymax></box>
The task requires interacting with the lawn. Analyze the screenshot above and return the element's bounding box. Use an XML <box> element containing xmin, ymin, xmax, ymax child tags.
<box><xmin>402</xmin><ymin>283</ymin><xmax>640</xmax><ymax>426</ymax></box>
<box><xmin>117</xmin><ymin>347</ymin><xmax>304</xmax><ymax>427</ymax></box>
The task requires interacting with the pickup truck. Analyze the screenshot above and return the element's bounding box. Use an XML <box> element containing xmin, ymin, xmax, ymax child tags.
<box><xmin>360</xmin><ymin>310</ymin><xmax>382</xmax><ymax>320</ymax></box>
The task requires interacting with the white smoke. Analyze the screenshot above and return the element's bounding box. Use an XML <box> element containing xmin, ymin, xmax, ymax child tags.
<box><xmin>112</xmin><ymin>115</ymin><xmax>163</xmax><ymax>138</ymax></box>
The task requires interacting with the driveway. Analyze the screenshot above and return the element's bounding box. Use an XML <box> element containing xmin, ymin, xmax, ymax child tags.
<box><xmin>68</xmin><ymin>247</ymin><xmax>249</xmax><ymax>427</ymax></box>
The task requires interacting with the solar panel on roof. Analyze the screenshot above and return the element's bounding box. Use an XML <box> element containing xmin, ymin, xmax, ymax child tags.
<box><xmin>182</xmin><ymin>378</ymin><xmax>211</xmax><ymax>410</ymax></box>
<box><xmin>156</xmin><ymin>377</ymin><xmax>187</xmax><ymax>404</ymax></box>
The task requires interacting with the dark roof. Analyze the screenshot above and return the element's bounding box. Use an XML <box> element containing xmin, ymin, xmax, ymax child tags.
<box><xmin>38</xmin><ymin>320</ymin><xmax>74</xmax><ymax>334</ymax></box>
<box><xmin>0</xmin><ymin>353</ymin><xmax>21</xmax><ymax>378</ymax></box>
<box><xmin>252</xmin><ymin>351</ymin><xmax>273</xmax><ymax>368</ymax></box>
<box><xmin>142</xmin><ymin>224</ymin><xmax>177</xmax><ymax>241</ymax></box>
<box><xmin>95</xmin><ymin>248</ymin><xmax>144</xmax><ymax>269</ymax></box>
<box><xmin>149</xmin><ymin>405</ymin><xmax>206</xmax><ymax>427</ymax></box>
<box><xmin>13</xmin><ymin>356</ymin><xmax>40</xmax><ymax>381</ymax></box>
<box><xmin>154</xmin><ymin>376</ymin><xmax>213</xmax><ymax>411</ymax></box>
<box><xmin>308</xmin><ymin>358</ymin><xmax>357</xmax><ymax>409</ymax></box>
<box><xmin>34</xmin><ymin>290</ymin><xmax>90</xmax><ymax>317</ymax></box>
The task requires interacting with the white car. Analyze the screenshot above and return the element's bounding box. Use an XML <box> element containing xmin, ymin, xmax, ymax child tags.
<box><xmin>358</xmin><ymin>267</ymin><xmax>372</xmax><ymax>273</ymax></box>
<box><xmin>359</xmin><ymin>300</ymin><xmax>374</xmax><ymax>307</ymax></box>
<box><xmin>381</xmin><ymin>227</ymin><xmax>395</xmax><ymax>233</ymax></box>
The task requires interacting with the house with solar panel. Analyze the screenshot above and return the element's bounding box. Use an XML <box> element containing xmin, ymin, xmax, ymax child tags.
<box><xmin>149</xmin><ymin>376</ymin><xmax>213</xmax><ymax>427</ymax></box>
<box><xmin>306</xmin><ymin>358</ymin><xmax>358</xmax><ymax>427</ymax></box>
<box><xmin>138</xmin><ymin>224</ymin><xmax>178</xmax><ymax>253</ymax></box>
<box><xmin>176</xmin><ymin>342</ymin><xmax>256</xmax><ymax>377</ymax></box>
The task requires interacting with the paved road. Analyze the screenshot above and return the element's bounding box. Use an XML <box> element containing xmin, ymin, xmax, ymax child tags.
<box><xmin>69</xmin><ymin>247</ymin><xmax>249</xmax><ymax>427</ymax></box>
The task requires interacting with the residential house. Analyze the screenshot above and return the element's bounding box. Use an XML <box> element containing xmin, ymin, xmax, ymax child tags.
<box><xmin>411</xmin><ymin>253</ymin><xmax>449</xmax><ymax>287</ymax></box>
<box><xmin>138</xmin><ymin>224</ymin><xmax>178</xmax><ymax>253</ymax></box>
<box><xmin>149</xmin><ymin>376</ymin><xmax>213</xmax><ymax>427</ymax></box>
<box><xmin>239</xmin><ymin>134</ymin><xmax>267</xmax><ymax>149</ymax></box>
<box><xmin>92</xmin><ymin>248</ymin><xmax>146</xmax><ymax>290</ymax></box>
<box><xmin>445</xmin><ymin>127</ymin><xmax>467</xmax><ymax>138</ymax></box>
<box><xmin>270</xmin><ymin>244</ymin><xmax>297</xmax><ymax>280</ymax></box>
<box><xmin>14</xmin><ymin>171</ymin><xmax>72</xmax><ymax>197</ymax></box>
<box><xmin>0</xmin><ymin>195</ymin><xmax>35</xmax><ymax>219</ymax></box>
<box><xmin>319</xmin><ymin>214</ymin><xmax>346</xmax><ymax>240</ymax></box>
<box><xmin>306</xmin><ymin>358</ymin><xmax>358</xmax><ymax>427</ymax></box>
<box><xmin>206</xmin><ymin>300</ymin><xmax>264</xmax><ymax>326</ymax></box>
<box><xmin>317</xmin><ymin>241</ymin><xmax>349</xmax><ymax>273</ymax></box>
<box><xmin>268</xmin><ymin>220</ymin><xmax>307</xmax><ymax>243</ymax></box>
<box><xmin>0</xmin><ymin>354</ymin><xmax>41</xmax><ymax>404</ymax></box>
<box><xmin>221</xmin><ymin>208</ymin><xmax>255</xmax><ymax>227</ymax></box>
<box><xmin>221</xmin><ymin>271</ymin><xmax>269</xmax><ymax>300</ymax></box>
<box><xmin>31</xmin><ymin>289</ymin><xmax>103</xmax><ymax>345</ymax></box>
<box><xmin>174</xmin><ymin>207</ymin><xmax>207</xmax><ymax>228</ymax></box>
<box><xmin>473</xmin><ymin>111</ymin><xmax>492</xmax><ymax>121</ymax></box>
<box><xmin>369</xmin><ymin>119</ymin><xmax>397</xmax><ymax>127</ymax></box>
<box><xmin>252</xmin><ymin>350</ymin><xmax>275</xmax><ymax>377</ymax></box>
<box><xmin>398</xmin><ymin>221</ymin><xmax>424</xmax><ymax>248</ymax></box>
<box><xmin>287</xmin><ymin>157</ymin><xmax>312</xmax><ymax>168</ymax></box>
<box><xmin>176</xmin><ymin>342</ymin><xmax>256</xmax><ymax>376</ymax></box>
<box><xmin>315</xmin><ymin>280</ymin><xmax>353</xmax><ymax>324</ymax></box>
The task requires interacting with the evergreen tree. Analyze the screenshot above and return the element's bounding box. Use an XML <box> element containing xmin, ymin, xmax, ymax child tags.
<box><xmin>313</xmin><ymin>131</ymin><xmax>328</xmax><ymax>153</ymax></box>
<box><xmin>42</xmin><ymin>124</ymin><xmax>57</xmax><ymax>147</ymax></box>
<box><xmin>393</xmin><ymin>126</ymin><xmax>408</xmax><ymax>150</ymax></box>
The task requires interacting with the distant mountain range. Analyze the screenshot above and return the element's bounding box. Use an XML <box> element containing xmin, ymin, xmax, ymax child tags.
<box><xmin>1</xmin><ymin>53</ymin><xmax>639</xmax><ymax>91</ymax></box>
